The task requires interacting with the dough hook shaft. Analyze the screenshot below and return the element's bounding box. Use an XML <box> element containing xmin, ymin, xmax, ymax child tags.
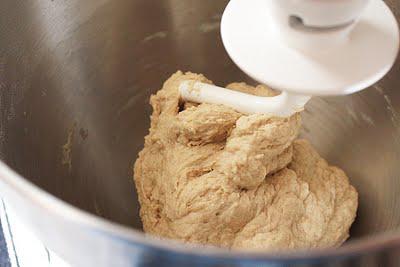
<box><xmin>179</xmin><ymin>81</ymin><xmax>311</xmax><ymax>117</ymax></box>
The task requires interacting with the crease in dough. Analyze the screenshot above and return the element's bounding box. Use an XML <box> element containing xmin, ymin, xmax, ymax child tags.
<box><xmin>134</xmin><ymin>71</ymin><xmax>358</xmax><ymax>251</ymax></box>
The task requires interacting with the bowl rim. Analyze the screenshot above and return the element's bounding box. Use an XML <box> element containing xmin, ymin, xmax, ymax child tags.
<box><xmin>0</xmin><ymin>159</ymin><xmax>399</xmax><ymax>262</ymax></box>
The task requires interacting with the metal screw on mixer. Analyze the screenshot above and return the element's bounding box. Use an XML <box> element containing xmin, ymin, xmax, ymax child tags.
<box><xmin>179</xmin><ymin>0</ymin><xmax>399</xmax><ymax>117</ymax></box>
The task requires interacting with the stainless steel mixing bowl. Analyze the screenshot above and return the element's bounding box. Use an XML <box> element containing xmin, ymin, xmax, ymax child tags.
<box><xmin>0</xmin><ymin>0</ymin><xmax>400</xmax><ymax>266</ymax></box>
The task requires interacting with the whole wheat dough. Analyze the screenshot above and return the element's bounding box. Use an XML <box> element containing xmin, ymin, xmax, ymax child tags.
<box><xmin>133</xmin><ymin>71</ymin><xmax>358</xmax><ymax>251</ymax></box>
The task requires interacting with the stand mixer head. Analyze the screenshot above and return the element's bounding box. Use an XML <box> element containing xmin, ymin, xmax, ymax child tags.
<box><xmin>180</xmin><ymin>0</ymin><xmax>399</xmax><ymax>116</ymax></box>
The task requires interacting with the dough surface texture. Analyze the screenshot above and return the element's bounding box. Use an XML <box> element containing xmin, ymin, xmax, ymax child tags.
<box><xmin>134</xmin><ymin>71</ymin><xmax>358</xmax><ymax>251</ymax></box>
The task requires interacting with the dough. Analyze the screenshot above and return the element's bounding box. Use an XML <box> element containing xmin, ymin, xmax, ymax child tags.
<box><xmin>133</xmin><ymin>71</ymin><xmax>358</xmax><ymax>251</ymax></box>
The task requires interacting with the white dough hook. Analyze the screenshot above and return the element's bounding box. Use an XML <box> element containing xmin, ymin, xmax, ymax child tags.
<box><xmin>179</xmin><ymin>81</ymin><xmax>310</xmax><ymax>117</ymax></box>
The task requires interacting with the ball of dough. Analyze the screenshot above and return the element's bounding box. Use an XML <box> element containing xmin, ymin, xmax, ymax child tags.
<box><xmin>133</xmin><ymin>71</ymin><xmax>358</xmax><ymax>251</ymax></box>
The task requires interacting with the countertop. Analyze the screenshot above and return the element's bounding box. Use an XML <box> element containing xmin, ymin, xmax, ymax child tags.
<box><xmin>0</xmin><ymin>200</ymin><xmax>69</xmax><ymax>267</ymax></box>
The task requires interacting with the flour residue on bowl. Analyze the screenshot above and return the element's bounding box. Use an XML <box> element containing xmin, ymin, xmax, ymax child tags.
<box><xmin>199</xmin><ymin>14</ymin><xmax>222</xmax><ymax>33</ymax></box>
<box><xmin>345</xmin><ymin>106</ymin><xmax>375</xmax><ymax>126</ymax></box>
<box><xmin>199</xmin><ymin>21</ymin><xmax>220</xmax><ymax>33</ymax></box>
<box><xmin>62</xmin><ymin>123</ymin><xmax>76</xmax><ymax>171</ymax></box>
<box><xmin>359</xmin><ymin>113</ymin><xmax>375</xmax><ymax>126</ymax></box>
<box><xmin>142</xmin><ymin>31</ymin><xmax>168</xmax><ymax>43</ymax></box>
<box><xmin>375</xmin><ymin>85</ymin><xmax>400</xmax><ymax>128</ymax></box>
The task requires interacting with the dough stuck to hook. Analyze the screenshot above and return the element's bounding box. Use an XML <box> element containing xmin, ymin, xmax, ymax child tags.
<box><xmin>179</xmin><ymin>80</ymin><xmax>311</xmax><ymax>117</ymax></box>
